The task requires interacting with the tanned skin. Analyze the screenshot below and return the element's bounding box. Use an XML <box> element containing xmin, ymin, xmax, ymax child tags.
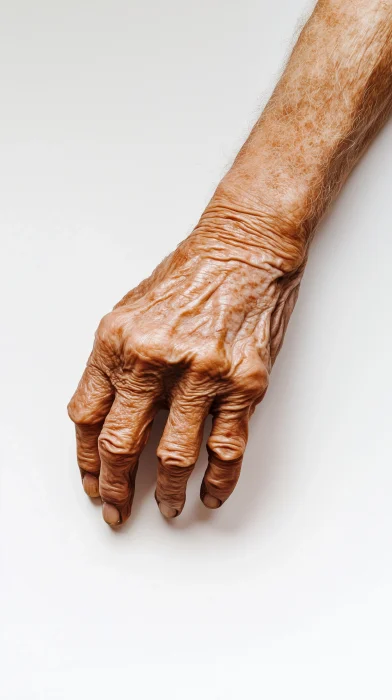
<box><xmin>68</xmin><ymin>0</ymin><xmax>392</xmax><ymax>526</ymax></box>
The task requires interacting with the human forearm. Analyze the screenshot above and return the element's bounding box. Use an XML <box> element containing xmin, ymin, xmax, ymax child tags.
<box><xmin>207</xmin><ymin>0</ymin><xmax>392</xmax><ymax>242</ymax></box>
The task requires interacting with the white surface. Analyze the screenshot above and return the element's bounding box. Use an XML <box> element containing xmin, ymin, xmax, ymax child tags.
<box><xmin>1</xmin><ymin>0</ymin><xmax>391</xmax><ymax>698</ymax></box>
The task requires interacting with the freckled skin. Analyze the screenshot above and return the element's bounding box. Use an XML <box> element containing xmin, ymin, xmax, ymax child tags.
<box><xmin>68</xmin><ymin>0</ymin><xmax>392</xmax><ymax>525</ymax></box>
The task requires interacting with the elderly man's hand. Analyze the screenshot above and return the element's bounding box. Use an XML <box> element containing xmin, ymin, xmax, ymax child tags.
<box><xmin>68</xmin><ymin>0</ymin><xmax>392</xmax><ymax>525</ymax></box>
<box><xmin>68</xmin><ymin>192</ymin><xmax>305</xmax><ymax>525</ymax></box>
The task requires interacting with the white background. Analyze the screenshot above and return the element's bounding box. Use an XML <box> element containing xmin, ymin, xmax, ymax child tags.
<box><xmin>1</xmin><ymin>0</ymin><xmax>391</xmax><ymax>698</ymax></box>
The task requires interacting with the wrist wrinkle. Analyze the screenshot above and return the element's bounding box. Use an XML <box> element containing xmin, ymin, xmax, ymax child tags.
<box><xmin>195</xmin><ymin>192</ymin><xmax>309</xmax><ymax>274</ymax></box>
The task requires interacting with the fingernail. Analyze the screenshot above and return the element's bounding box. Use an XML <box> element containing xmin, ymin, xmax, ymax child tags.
<box><xmin>83</xmin><ymin>474</ymin><xmax>100</xmax><ymax>498</ymax></box>
<box><xmin>102</xmin><ymin>502</ymin><xmax>121</xmax><ymax>525</ymax></box>
<box><xmin>158</xmin><ymin>502</ymin><xmax>178</xmax><ymax>519</ymax></box>
<box><xmin>203</xmin><ymin>494</ymin><xmax>221</xmax><ymax>509</ymax></box>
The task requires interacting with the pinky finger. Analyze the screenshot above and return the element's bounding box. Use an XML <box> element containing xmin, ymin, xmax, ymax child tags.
<box><xmin>200</xmin><ymin>406</ymin><xmax>249</xmax><ymax>509</ymax></box>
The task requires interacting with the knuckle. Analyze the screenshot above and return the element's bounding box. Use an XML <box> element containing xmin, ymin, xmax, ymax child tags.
<box><xmin>98</xmin><ymin>432</ymin><xmax>132</xmax><ymax>462</ymax></box>
<box><xmin>96</xmin><ymin>310</ymin><xmax>127</xmax><ymax>351</ymax></box>
<box><xmin>191</xmin><ymin>346</ymin><xmax>230</xmax><ymax>377</ymax></box>
<box><xmin>157</xmin><ymin>444</ymin><xmax>195</xmax><ymax>470</ymax></box>
<box><xmin>67</xmin><ymin>398</ymin><xmax>97</xmax><ymax>426</ymax></box>
<box><xmin>231</xmin><ymin>356</ymin><xmax>269</xmax><ymax>400</ymax></box>
<box><xmin>121</xmin><ymin>325</ymin><xmax>169</xmax><ymax>368</ymax></box>
<box><xmin>99</xmin><ymin>480</ymin><xmax>129</xmax><ymax>506</ymax></box>
<box><xmin>207</xmin><ymin>435</ymin><xmax>245</xmax><ymax>464</ymax></box>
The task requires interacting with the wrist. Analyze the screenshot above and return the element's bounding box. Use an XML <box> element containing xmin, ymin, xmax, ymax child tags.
<box><xmin>193</xmin><ymin>183</ymin><xmax>309</xmax><ymax>276</ymax></box>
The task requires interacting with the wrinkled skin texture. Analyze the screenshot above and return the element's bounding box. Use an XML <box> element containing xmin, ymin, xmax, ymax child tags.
<box><xmin>68</xmin><ymin>0</ymin><xmax>392</xmax><ymax>526</ymax></box>
<box><xmin>68</xmin><ymin>197</ymin><xmax>306</xmax><ymax>525</ymax></box>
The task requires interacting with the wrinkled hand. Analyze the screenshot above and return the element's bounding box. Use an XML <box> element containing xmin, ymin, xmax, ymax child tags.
<box><xmin>68</xmin><ymin>193</ymin><xmax>306</xmax><ymax>525</ymax></box>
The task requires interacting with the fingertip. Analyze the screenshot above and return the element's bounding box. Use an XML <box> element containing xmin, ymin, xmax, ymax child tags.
<box><xmin>83</xmin><ymin>474</ymin><xmax>100</xmax><ymax>499</ymax></box>
<box><xmin>202</xmin><ymin>493</ymin><xmax>221</xmax><ymax>509</ymax></box>
<box><xmin>102</xmin><ymin>502</ymin><xmax>121</xmax><ymax>525</ymax></box>
<box><xmin>158</xmin><ymin>501</ymin><xmax>178</xmax><ymax>519</ymax></box>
